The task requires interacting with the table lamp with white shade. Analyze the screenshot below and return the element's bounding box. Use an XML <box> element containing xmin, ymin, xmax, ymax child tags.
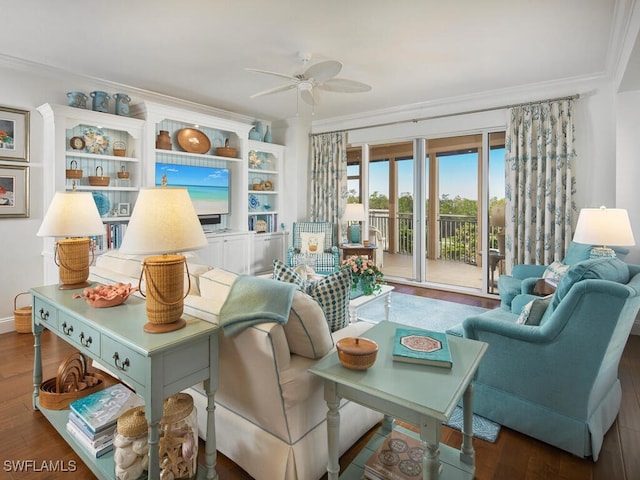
<box><xmin>119</xmin><ymin>187</ymin><xmax>207</xmax><ymax>333</ymax></box>
<box><xmin>344</xmin><ymin>203</ymin><xmax>366</xmax><ymax>244</ymax></box>
<box><xmin>572</xmin><ymin>206</ymin><xmax>636</xmax><ymax>258</ymax></box>
<box><xmin>37</xmin><ymin>190</ymin><xmax>105</xmax><ymax>289</ymax></box>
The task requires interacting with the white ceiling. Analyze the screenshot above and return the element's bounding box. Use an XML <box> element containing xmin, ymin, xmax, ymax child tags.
<box><xmin>2</xmin><ymin>0</ymin><xmax>637</xmax><ymax>122</ymax></box>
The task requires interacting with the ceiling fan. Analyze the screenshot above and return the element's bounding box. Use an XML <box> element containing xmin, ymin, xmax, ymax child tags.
<box><xmin>246</xmin><ymin>54</ymin><xmax>372</xmax><ymax>106</ymax></box>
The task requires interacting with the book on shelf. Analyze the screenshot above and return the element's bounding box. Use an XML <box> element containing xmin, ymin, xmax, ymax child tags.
<box><xmin>392</xmin><ymin>327</ymin><xmax>453</xmax><ymax>368</ymax></box>
<box><xmin>69</xmin><ymin>383</ymin><xmax>144</xmax><ymax>435</ymax></box>
<box><xmin>65</xmin><ymin>421</ymin><xmax>115</xmax><ymax>458</ymax></box>
<box><xmin>364</xmin><ymin>429</ymin><xmax>425</xmax><ymax>480</ymax></box>
<box><xmin>68</xmin><ymin>411</ymin><xmax>116</xmax><ymax>445</ymax></box>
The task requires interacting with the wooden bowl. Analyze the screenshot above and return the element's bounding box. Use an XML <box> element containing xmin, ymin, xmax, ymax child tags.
<box><xmin>336</xmin><ymin>337</ymin><xmax>378</xmax><ymax>370</ymax></box>
<box><xmin>215</xmin><ymin>146</ymin><xmax>237</xmax><ymax>158</ymax></box>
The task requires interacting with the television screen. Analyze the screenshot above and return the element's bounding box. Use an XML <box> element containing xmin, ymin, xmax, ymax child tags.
<box><xmin>155</xmin><ymin>162</ymin><xmax>230</xmax><ymax>215</ymax></box>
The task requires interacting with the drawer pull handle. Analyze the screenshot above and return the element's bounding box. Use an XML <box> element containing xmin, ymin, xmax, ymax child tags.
<box><xmin>113</xmin><ymin>352</ymin><xmax>130</xmax><ymax>371</ymax></box>
<box><xmin>80</xmin><ymin>332</ymin><xmax>92</xmax><ymax>348</ymax></box>
<box><xmin>62</xmin><ymin>322</ymin><xmax>74</xmax><ymax>336</ymax></box>
<box><xmin>39</xmin><ymin>308</ymin><xmax>49</xmax><ymax>321</ymax></box>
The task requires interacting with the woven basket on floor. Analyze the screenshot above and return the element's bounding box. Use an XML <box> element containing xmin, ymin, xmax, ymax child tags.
<box><xmin>140</xmin><ymin>255</ymin><xmax>190</xmax><ymax>326</ymax></box>
<box><xmin>14</xmin><ymin>292</ymin><xmax>32</xmax><ymax>334</ymax></box>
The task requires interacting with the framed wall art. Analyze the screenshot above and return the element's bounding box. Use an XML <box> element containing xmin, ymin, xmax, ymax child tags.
<box><xmin>0</xmin><ymin>165</ymin><xmax>29</xmax><ymax>218</ymax></box>
<box><xmin>0</xmin><ymin>106</ymin><xmax>30</xmax><ymax>162</ymax></box>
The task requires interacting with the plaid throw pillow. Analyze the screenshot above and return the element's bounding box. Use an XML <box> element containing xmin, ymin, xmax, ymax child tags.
<box><xmin>273</xmin><ymin>259</ymin><xmax>352</xmax><ymax>331</ymax></box>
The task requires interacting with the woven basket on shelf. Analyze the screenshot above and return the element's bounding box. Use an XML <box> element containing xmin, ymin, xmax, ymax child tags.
<box><xmin>113</xmin><ymin>140</ymin><xmax>126</xmax><ymax>157</ymax></box>
<box><xmin>117</xmin><ymin>164</ymin><xmax>130</xmax><ymax>179</ymax></box>
<box><xmin>65</xmin><ymin>159</ymin><xmax>83</xmax><ymax>179</ymax></box>
<box><xmin>88</xmin><ymin>165</ymin><xmax>110</xmax><ymax>186</ymax></box>
<box><xmin>13</xmin><ymin>292</ymin><xmax>32</xmax><ymax>334</ymax></box>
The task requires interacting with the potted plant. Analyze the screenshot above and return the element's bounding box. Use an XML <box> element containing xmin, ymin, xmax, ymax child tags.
<box><xmin>341</xmin><ymin>256</ymin><xmax>384</xmax><ymax>298</ymax></box>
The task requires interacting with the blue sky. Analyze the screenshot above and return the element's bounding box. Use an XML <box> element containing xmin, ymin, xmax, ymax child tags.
<box><xmin>366</xmin><ymin>149</ymin><xmax>505</xmax><ymax>200</ymax></box>
<box><xmin>155</xmin><ymin>163</ymin><xmax>229</xmax><ymax>187</ymax></box>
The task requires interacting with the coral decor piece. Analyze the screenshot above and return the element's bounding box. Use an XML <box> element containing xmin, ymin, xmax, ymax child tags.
<box><xmin>341</xmin><ymin>256</ymin><xmax>384</xmax><ymax>296</ymax></box>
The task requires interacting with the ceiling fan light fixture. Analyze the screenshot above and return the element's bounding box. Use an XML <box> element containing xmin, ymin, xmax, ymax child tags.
<box><xmin>246</xmin><ymin>54</ymin><xmax>372</xmax><ymax>112</ymax></box>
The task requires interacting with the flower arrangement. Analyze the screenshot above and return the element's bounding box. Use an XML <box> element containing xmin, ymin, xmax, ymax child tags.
<box><xmin>341</xmin><ymin>256</ymin><xmax>384</xmax><ymax>296</ymax></box>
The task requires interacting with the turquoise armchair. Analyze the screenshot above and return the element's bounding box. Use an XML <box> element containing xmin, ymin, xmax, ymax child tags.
<box><xmin>452</xmin><ymin>258</ymin><xmax>640</xmax><ymax>460</ymax></box>
<box><xmin>497</xmin><ymin>241</ymin><xmax>630</xmax><ymax>308</ymax></box>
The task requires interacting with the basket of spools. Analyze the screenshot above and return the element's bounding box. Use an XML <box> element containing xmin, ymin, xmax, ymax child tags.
<box><xmin>13</xmin><ymin>292</ymin><xmax>32</xmax><ymax>333</ymax></box>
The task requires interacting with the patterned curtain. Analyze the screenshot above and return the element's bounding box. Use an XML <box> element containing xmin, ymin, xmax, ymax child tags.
<box><xmin>310</xmin><ymin>132</ymin><xmax>349</xmax><ymax>244</ymax></box>
<box><xmin>504</xmin><ymin>99</ymin><xmax>577</xmax><ymax>272</ymax></box>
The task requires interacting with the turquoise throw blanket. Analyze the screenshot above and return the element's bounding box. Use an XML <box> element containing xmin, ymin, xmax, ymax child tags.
<box><xmin>219</xmin><ymin>275</ymin><xmax>297</xmax><ymax>335</ymax></box>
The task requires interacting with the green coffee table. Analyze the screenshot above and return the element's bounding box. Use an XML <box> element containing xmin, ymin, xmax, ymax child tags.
<box><xmin>309</xmin><ymin>321</ymin><xmax>487</xmax><ymax>480</ymax></box>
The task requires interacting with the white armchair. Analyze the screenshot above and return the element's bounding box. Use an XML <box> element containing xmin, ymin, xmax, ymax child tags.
<box><xmin>369</xmin><ymin>226</ymin><xmax>385</xmax><ymax>268</ymax></box>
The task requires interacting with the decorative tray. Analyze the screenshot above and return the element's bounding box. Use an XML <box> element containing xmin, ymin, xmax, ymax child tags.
<box><xmin>176</xmin><ymin>128</ymin><xmax>211</xmax><ymax>154</ymax></box>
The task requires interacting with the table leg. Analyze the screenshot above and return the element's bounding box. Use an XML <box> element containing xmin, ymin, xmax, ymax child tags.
<box><xmin>349</xmin><ymin>303</ymin><xmax>357</xmax><ymax>324</ymax></box>
<box><xmin>420</xmin><ymin>418</ymin><xmax>442</xmax><ymax>480</ymax></box>
<box><xmin>204</xmin><ymin>380</ymin><xmax>218</xmax><ymax>479</ymax></box>
<box><xmin>32</xmin><ymin>324</ymin><xmax>43</xmax><ymax>410</ymax></box>
<box><xmin>460</xmin><ymin>383</ymin><xmax>475</xmax><ymax>466</ymax></box>
<box><xmin>145</xmin><ymin>396</ymin><xmax>163</xmax><ymax>480</ymax></box>
<box><xmin>325</xmin><ymin>381</ymin><xmax>341</xmax><ymax>480</ymax></box>
<box><xmin>385</xmin><ymin>292</ymin><xmax>392</xmax><ymax>322</ymax></box>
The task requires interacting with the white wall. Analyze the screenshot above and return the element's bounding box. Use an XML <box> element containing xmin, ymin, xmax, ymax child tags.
<box><xmin>616</xmin><ymin>89</ymin><xmax>640</xmax><ymax>264</ymax></box>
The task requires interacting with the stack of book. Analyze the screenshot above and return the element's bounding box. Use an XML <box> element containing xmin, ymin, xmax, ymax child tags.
<box><xmin>364</xmin><ymin>429</ymin><xmax>425</xmax><ymax>480</ymax></box>
<box><xmin>65</xmin><ymin>383</ymin><xmax>144</xmax><ymax>458</ymax></box>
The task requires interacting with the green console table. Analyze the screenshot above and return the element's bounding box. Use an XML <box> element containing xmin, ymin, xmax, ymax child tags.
<box><xmin>31</xmin><ymin>285</ymin><xmax>220</xmax><ymax>480</ymax></box>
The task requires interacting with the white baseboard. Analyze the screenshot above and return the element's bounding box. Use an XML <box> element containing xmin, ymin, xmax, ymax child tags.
<box><xmin>0</xmin><ymin>316</ymin><xmax>16</xmax><ymax>335</ymax></box>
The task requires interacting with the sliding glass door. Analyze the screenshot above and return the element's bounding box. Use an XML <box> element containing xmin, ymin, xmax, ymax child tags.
<box><xmin>350</xmin><ymin>131</ymin><xmax>505</xmax><ymax>294</ymax></box>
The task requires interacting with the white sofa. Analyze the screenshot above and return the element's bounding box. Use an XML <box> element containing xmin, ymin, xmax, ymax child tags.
<box><xmin>89</xmin><ymin>251</ymin><xmax>382</xmax><ymax>480</ymax></box>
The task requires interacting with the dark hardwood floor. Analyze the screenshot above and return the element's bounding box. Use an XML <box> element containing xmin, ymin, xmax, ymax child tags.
<box><xmin>2</xmin><ymin>284</ymin><xmax>638</xmax><ymax>479</ymax></box>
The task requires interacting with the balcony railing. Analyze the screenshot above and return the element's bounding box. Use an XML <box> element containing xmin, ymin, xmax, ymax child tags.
<box><xmin>369</xmin><ymin>210</ymin><xmax>483</xmax><ymax>265</ymax></box>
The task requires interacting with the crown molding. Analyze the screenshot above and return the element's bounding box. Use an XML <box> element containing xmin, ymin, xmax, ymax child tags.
<box><xmin>311</xmin><ymin>72</ymin><xmax>611</xmax><ymax>134</ymax></box>
<box><xmin>0</xmin><ymin>53</ymin><xmax>257</xmax><ymax>125</ymax></box>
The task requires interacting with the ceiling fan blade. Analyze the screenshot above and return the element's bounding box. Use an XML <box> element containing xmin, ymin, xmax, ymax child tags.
<box><xmin>318</xmin><ymin>78</ymin><xmax>372</xmax><ymax>93</ymax></box>
<box><xmin>250</xmin><ymin>83</ymin><xmax>297</xmax><ymax>98</ymax></box>
<box><xmin>304</xmin><ymin>60</ymin><xmax>342</xmax><ymax>82</ymax></box>
<box><xmin>245</xmin><ymin>67</ymin><xmax>298</xmax><ymax>82</ymax></box>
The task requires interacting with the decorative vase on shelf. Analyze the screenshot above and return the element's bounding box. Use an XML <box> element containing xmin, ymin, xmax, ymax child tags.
<box><xmin>263</xmin><ymin>126</ymin><xmax>272</xmax><ymax>143</ymax></box>
<box><xmin>114</xmin><ymin>93</ymin><xmax>131</xmax><ymax>116</ymax></box>
<box><xmin>90</xmin><ymin>91</ymin><xmax>110</xmax><ymax>113</ymax></box>
<box><xmin>253</xmin><ymin>121</ymin><xmax>264</xmax><ymax>140</ymax></box>
<box><xmin>67</xmin><ymin>91</ymin><xmax>88</xmax><ymax>109</ymax></box>
<box><xmin>156</xmin><ymin>130</ymin><xmax>172</xmax><ymax>150</ymax></box>
<box><xmin>249</xmin><ymin>127</ymin><xmax>261</xmax><ymax>141</ymax></box>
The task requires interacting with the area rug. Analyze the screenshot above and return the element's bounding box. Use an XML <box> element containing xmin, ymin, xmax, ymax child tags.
<box><xmin>357</xmin><ymin>292</ymin><xmax>501</xmax><ymax>442</ymax></box>
<box><xmin>357</xmin><ymin>291</ymin><xmax>488</xmax><ymax>332</ymax></box>
<box><xmin>444</xmin><ymin>406</ymin><xmax>500</xmax><ymax>443</ymax></box>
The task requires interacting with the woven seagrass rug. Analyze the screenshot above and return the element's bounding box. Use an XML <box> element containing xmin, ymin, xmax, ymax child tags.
<box><xmin>357</xmin><ymin>291</ymin><xmax>501</xmax><ymax>443</ymax></box>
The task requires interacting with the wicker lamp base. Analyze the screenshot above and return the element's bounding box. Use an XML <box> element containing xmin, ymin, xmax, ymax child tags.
<box><xmin>56</xmin><ymin>238</ymin><xmax>92</xmax><ymax>290</ymax></box>
<box><xmin>141</xmin><ymin>254</ymin><xmax>188</xmax><ymax>333</ymax></box>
